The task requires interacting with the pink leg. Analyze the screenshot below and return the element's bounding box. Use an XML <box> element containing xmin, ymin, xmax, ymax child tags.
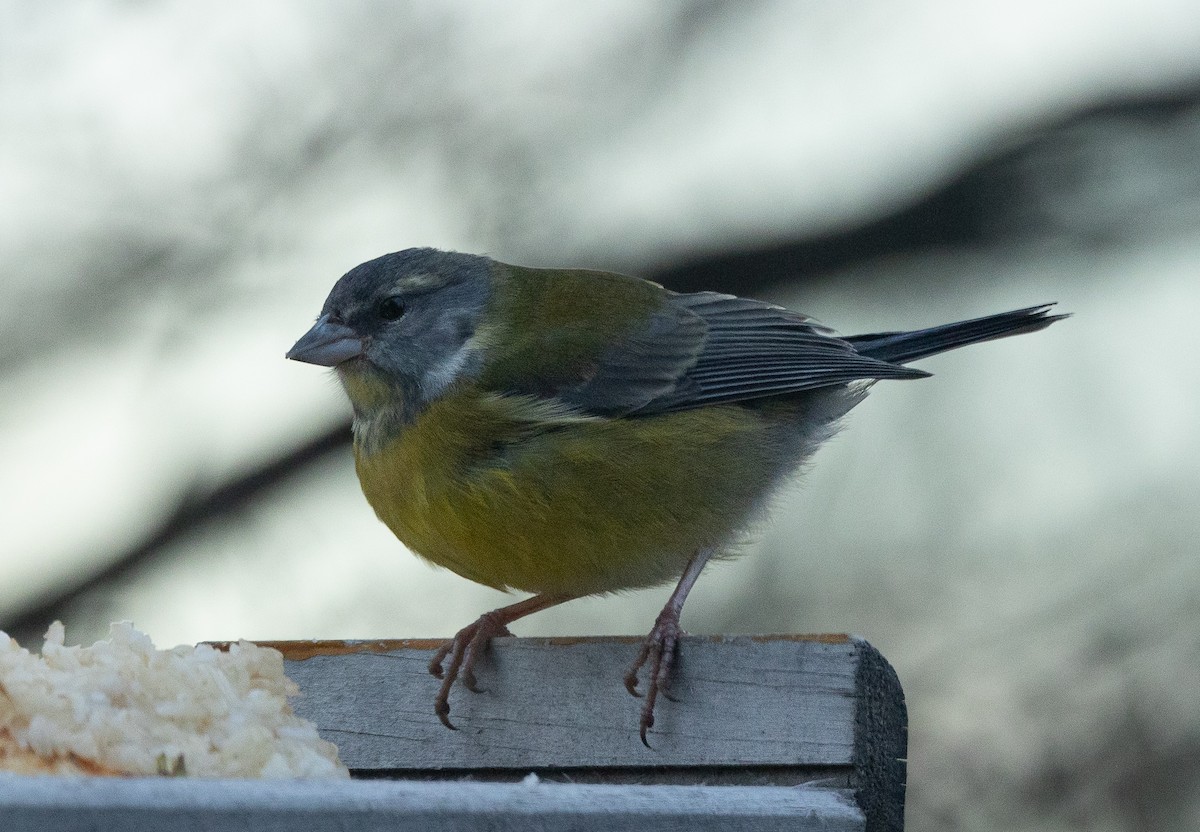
<box><xmin>623</xmin><ymin>548</ymin><xmax>715</xmax><ymax>746</ymax></box>
<box><xmin>430</xmin><ymin>593</ymin><xmax>572</xmax><ymax>730</ymax></box>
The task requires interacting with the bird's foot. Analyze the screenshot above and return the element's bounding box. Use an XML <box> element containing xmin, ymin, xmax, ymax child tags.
<box><xmin>623</xmin><ymin>605</ymin><xmax>684</xmax><ymax>746</ymax></box>
<box><xmin>429</xmin><ymin>612</ymin><xmax>514</xmax><ymax>730</ymax></box>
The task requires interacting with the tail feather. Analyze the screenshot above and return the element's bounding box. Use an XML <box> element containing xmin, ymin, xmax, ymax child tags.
<box><xmin>846</xmin><ymin>304</ymin><xmax>1067</xmax><ymax>365</ymax></box>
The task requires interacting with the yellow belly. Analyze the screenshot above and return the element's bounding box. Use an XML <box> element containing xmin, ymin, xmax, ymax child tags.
<box><xmin>353</xmin><ymin>389</ymin><xmax>782</xmax><ymax>596</ymax></box>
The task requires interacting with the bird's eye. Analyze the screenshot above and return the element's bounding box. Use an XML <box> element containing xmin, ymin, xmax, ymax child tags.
<box><xmin>377</xmin><ymin>297</ymin><xmax>406</xmax><ymax>321</ymax></box>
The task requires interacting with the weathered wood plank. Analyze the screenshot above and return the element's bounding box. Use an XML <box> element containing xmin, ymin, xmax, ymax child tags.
<box><xmin>276</xmin><ymin>635</ymin><xmax>884</xmax><ymax>769</ymax></box>
<box><xmin>0</xmin><ymin>776</ymin><xmax>865</xmax><ymax>832</ymax></box>
<box><xmin>275</xmin><ymin>634</ymin><xmax>907</xmax><ymax>829</ymax></box>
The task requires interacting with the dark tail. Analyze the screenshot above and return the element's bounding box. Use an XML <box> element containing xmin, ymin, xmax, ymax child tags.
<box><xmin>846</xmin><ymin>304</ymin><xmax>1067</xmax><ymax>365</ymax></box>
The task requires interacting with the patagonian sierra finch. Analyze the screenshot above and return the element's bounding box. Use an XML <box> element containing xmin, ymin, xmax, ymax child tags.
<box><xmin>287</xmin><ymin>247</ymin><xmax>1065</xmax><ymax>743</ymax></box>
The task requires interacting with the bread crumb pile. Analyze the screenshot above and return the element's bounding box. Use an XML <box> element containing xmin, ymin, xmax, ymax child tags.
<box><xmin>0</xmin><ymin>622</ymin><xmax>347</xmax><ymax>778</ymax></box>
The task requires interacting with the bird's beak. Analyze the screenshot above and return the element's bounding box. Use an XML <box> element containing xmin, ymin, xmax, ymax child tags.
<box><xmin>286</xmin><ymin>314</ymin><xmax>365</xmax><ymax>366</ymax></box>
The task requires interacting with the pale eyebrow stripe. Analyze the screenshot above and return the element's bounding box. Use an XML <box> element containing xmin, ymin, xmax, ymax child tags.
<box><xmin>391</xmin><ymin>273</ymin><xmax>450</xmax><ymax>294</ymax></box>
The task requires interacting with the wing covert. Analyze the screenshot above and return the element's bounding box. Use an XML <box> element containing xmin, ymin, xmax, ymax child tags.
<box><xmin>556</xmin><ymin>290</ymin><xmax>926</xmax><ymax>417</ymax></box>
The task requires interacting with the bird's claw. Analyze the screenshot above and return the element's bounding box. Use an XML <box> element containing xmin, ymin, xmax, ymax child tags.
<box><xmin>430</xmin><ymin>614</ymin><xmax>514</xmax><ymax>728</ymax></box>
<box><xmin>625</xmin><ymin>608</ymin><xmax>684</xmax><ymax>746</ymax></box>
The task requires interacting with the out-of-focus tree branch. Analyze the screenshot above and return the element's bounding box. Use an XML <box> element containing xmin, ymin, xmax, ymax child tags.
<box><xmin>1</xmin><ymin>424</ymin><xmax>351</xmax><ymax>645</ymax></box>
<box><xmin>6</xmin><ymin>82</ymin><xmax>1198</xmax><ymax>646</ymax></box>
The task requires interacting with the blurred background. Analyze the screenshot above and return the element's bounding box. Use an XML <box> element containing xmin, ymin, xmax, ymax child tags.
<box><xmin>3</xmin><ymin>0</ymin><xmax>1200</xmax><ymax>827</ymax></box>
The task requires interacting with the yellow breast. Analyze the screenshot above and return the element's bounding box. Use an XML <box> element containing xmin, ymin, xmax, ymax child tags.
<box><xmin>353</xmin><ymin>387</ymin><xmax>780</xmax><ymax>596</ymax></box>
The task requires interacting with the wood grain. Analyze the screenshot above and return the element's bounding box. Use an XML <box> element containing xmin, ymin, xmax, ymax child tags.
<box><xmin>278</xmin><ymin>634</ymin><xmax>907</xmax><ymax>829</ymax></box>
<box><xmin>280</xmin><ymin>635</ymin><xmax>865</xmax><ymax>770</ymax></box>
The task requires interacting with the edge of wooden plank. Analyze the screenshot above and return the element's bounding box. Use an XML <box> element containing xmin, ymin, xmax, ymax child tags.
<box><xmin>850</xmin><ymin>637</ymin><xmax>908</xmax><ymax>832</ymax></box>
<box><xmin>221</xmin><ymin>632</ymin><xmax>853</xmax><ymax>661</ymax></box>
<box><xmin>0</xmin><ymin>775</ymin><xmax>866</xmax><ymax>832</ymax></box>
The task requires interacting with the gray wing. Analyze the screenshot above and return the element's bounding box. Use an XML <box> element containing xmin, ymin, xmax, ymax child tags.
<box><xmin>560</xmin><ymin>291</ymin><xmax>928</xmax><ymax>417</ymax></box>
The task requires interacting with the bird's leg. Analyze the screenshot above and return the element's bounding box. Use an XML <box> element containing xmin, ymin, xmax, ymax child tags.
<box><xmin>430</xmin><ymin>593</ymin><xmax>572</xmax><ymax>730</ymax></box>
<box><xmin>624</xmin><ymin>547</ymin><xmax>715</xmax><ymax>746</ymax></box>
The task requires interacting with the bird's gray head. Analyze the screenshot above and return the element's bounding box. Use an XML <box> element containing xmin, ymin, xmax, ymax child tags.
<box><xmin>287</xmin><ymin>248</ymin><xmax>494</xmax><ymax>424</ymax></box>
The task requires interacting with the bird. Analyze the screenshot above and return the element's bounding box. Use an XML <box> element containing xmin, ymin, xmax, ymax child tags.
<box><xmin>286</xmin><ymin>247</ymin><xmax>1065</xmax><ymax>743</ymax></box>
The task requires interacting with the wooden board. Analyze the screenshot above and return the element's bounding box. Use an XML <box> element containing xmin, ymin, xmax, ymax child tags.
<box><xmin>0</xmin><ymin>776</ymin><xmax>866</xmax><ymax>832</ymax></box>
<box><xmin>0</xmin><ymin>635</ymin><xmax>907</xmax><ymax>832</ymax></box>
<box><xmin>276</xmin><ymin>634</ymin><xmax>907</xmax><ymax>829</ymax></box>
